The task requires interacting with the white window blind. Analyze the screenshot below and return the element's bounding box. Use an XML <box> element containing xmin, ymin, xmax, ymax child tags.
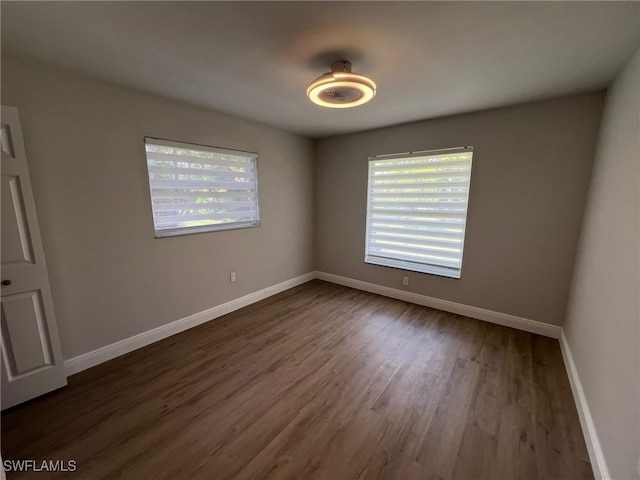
<box><xmin>144</xmin><ymin>137</ymin><xmax>259</xmax><ymax>237</ymax></box>
<box><xmin>365</xmin><ymin>147</ymin><xmax>473</xmax><ymax>278</ymax></box>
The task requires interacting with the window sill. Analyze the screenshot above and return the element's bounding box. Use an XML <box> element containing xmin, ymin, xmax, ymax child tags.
<box><xmin>155</xmin><ymin>221</ymin><xmax>260</xmax><ymax>238</ymax></box>
<box><xmin>365</xmin><ymin>256</ymin><xmax>461</xmax><ymax>279</ymax></box>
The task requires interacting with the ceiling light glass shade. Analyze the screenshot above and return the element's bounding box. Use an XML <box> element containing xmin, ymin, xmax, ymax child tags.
<box><xmin>307</xmin><ymin>61</ymin><xmax>376</xmax><ymax>108</ymax></box>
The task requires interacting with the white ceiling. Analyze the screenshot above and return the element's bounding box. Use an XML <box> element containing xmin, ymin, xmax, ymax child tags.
<box><xmin>2</xmin><ymin>1</ymin><xmax>639</xmax><ymax>138</ymax></box>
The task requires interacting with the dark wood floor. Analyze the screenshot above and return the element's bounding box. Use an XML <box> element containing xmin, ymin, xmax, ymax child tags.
<box><xmin>2</xmin><ymin>280</ymin><xmax>592</xmax><ymax>479</ymax></box>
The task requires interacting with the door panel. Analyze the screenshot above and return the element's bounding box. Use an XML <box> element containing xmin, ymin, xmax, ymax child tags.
<box><xmin>1</xmin><ymin>105</ymin><xmax>67</xmax><ymax>410</ymax></box>
<box><xmin>1</xmin><ymin>290</ymin><xmax>53</xmax><ymax>377</ymax></box>
<box><xmin>1</xmin><ymin>123</ymin><xmax>15</xmax><ymax>158</ymax></box>
<box><xmin>2</xmin><ymin>174</ymin><xmax>35</xmax><ymax>265</ymax></box>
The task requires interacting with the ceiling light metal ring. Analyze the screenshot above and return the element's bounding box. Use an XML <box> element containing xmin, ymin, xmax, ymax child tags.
<box><xmin>307</xmin><ymin>61</ymin><xmax>376</xmax><ymax>109</ymax></box>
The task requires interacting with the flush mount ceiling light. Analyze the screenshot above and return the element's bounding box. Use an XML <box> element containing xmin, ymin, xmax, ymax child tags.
<box><xmin>307</xmin><ymin>61</ymin><xmax>376</xmax><ymax>108</ymax></box>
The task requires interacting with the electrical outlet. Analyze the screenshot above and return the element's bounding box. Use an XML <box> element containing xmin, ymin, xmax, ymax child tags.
<box><xmin>403</xmin><ymin>276</ymin><xmax>409</xmax><ymax>286</ymax></box>
<box><xmin>230</xmin><ymin>272</ymin><xmax>237</xmax><ymax>283</ymax></box>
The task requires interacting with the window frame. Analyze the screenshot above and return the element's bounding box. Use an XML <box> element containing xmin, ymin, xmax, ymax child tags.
<box><xmin>144</xmin><ymin>136</ymin><xmax>260</xmax><ymax>238</ymax></box>
<box><xmin>364</xmin><ymin>146</ymin><xmax>474</xmax><ymax>279</ymax></box>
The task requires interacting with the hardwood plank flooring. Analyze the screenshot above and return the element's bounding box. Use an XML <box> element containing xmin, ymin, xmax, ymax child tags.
<box><xmin>1</xmin><ymin>280</ymin><xmax>593</xmax><ymax>479</ymax></box>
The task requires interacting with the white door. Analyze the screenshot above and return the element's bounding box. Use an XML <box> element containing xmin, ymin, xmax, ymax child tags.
<box><xmin>1</xmin><ymin>105</ymin><xmax>67</xmax><ymax>410</ymax></box>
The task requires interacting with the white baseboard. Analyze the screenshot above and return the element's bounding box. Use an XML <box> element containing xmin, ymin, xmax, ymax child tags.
<box><xmin>65</xmin><ymin>270</ymin><xmax>561</xmax><ymax>376</ymax></box>
<box><xmin>559</xmin><ymin>331</ymin><xmax>610</xmax><ymax>480</ymax></box>
<box><xmin>64</xmin><ymin>272</ymin><xmax>316</xmax><ymax>375</ymax></box>
<box><xmin>315</xmin><ymin>271</ymin><xmax>561</xmax><ymax>339</ymax></box>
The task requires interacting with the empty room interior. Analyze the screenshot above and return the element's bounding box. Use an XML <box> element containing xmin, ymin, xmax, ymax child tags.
<box><xmin>0</xmin><ymin>2</ymin><xmax>638</xmax><ymax>479</ymax></box>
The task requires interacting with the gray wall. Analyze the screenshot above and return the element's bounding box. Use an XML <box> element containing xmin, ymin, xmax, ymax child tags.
<box><xmin>316</xmin><ymin>93</ymin><xmax>604</xmax><ymax>326</ymax></box>
<box><xmin>564</xmin><ymin>49</ymin><xmax>639</xmax><ymax>480</ymax></box>
<box><xmin>1</xmin><ymin>56</ymin><xmax>315</xmax><ymax>360</ymax></box>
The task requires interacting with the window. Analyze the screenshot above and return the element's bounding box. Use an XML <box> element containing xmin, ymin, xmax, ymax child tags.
<box><xmin>365</xmin><ymin>147</ymin><xmax>473</xmax><ymax>278</ymax></box>
<box><xmin>144</xmin><ymin>137</ymin><xmax>259</xmax><ymax>237</ymax></box>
